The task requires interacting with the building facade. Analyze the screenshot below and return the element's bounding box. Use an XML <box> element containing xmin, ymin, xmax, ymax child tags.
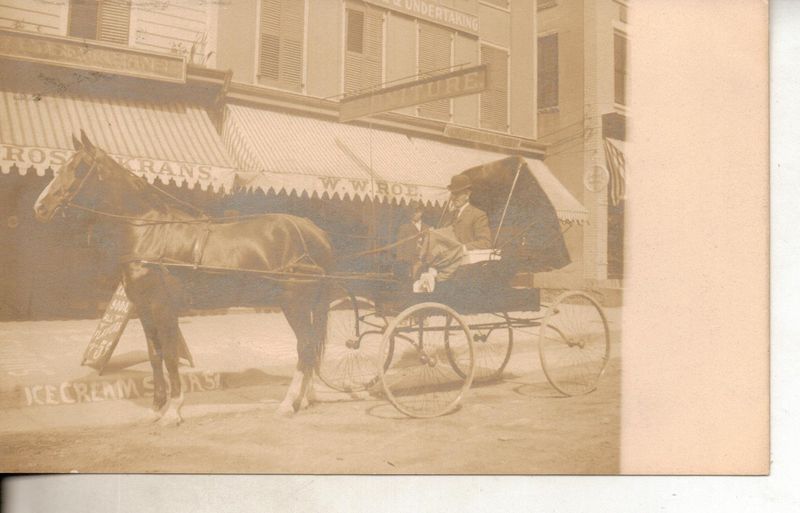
<box><xmin>0</xmin><ymin>0</ymin><xmax>600</xmax><ymax>319</ymax></box>
<box><xmin>537</xmin><ymin>0</ymin><xmax>628</xmax><ymax>285</ymax></box>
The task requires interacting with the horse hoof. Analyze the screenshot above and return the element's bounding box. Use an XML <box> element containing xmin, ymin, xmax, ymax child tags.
<box><xmin>146</xmin><ymin>409</ymin><xmax>164</xmax><ymax>423</ymax></box>
<box><xmin>158</xmin><ymin>412</ymin><xmax>182</xmax><ymax>427</ymax></box>
<box><xmin>276</xmin><ymin>402</ymin><xmax>295</xmax><ymax>417</ymax></box>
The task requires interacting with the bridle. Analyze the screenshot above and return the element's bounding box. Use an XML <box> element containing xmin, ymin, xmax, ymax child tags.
<box><xmin>55</xmin><ymin>155</ymin><xmax>98</xmax><ymax>216</ymax></box>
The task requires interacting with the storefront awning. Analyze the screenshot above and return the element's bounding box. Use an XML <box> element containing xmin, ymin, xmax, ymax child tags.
<box><xmin>0</xmin><ymin>91</ymin><xmax>237</xmax><ymax>192</ymax></box>
<box><xmin>223</xmin><ymin>104</ymin><xmax>588</xmax><ymax>223</ymax></box>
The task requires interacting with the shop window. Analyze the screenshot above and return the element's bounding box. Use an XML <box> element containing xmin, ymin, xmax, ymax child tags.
<box><xmin>538</xmin><ymin>34</ymin><xmax>559</xmax><ymax>110</ymax></box>
<box><xmin>344</xmin><ymin>5</ymin><xmax>383</xmax><ymax>95</ymax></box>
<box><xmin>417</xmin><ymin>22</ymin><xmax>452</xmax><ymax>121</ymax></box>
<box><xmin>68</xmin><ymin>0</ymin><xmax>130</xmax><ymax>45</ymax></box>
<box><xmin>614</xmin><ymin>32</ymin><xmax>628</xmax><ymax>106</ymax></box>
<box><xmin>480</xmin><ymin>44</ymin><xmax>509</xmax><ymax>132</ymax></box>
<box><xmin>259</xmin><ymin>0</ymin><xmax>305</xmax><ymax>91</ymax></box>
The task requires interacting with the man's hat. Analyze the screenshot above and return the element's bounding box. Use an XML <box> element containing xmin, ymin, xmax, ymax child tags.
<box><xmin>447</xmin><ymin>174</ymin><xmax>472</xmax><ymax>194</ymax></box>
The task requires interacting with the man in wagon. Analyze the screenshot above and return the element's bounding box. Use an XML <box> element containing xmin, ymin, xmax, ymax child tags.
<box><xmin>414</xmin><ymin>175</ymin><xmax>492</xmax><ymax>291</ymax></box>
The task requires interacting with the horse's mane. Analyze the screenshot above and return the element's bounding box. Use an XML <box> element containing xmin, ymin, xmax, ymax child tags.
<box><xmin>96</xmin><ymin>150</ymin><xmax>202</xmax><ymax>219</ymax></box>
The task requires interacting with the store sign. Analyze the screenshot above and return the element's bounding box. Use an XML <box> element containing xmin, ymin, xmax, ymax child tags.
<box><xmin>1</xmin><ymin>144</ymin><xmax>231</xmax><ymax>188</ymax></box>
<box><xmin>444</xmin><ymin>124</ymin><xmax>522</xmax><ymax>149</ymax></box>
<box><xmin>364</xmin><ymin>0</ymin><xmax>479</xmax><ymax>34</ymax></box>
<box><xmin>340</xmin><ymin>65</ymin><xmax>486</xmax><ymax>122</ymax></box>
<box><xmin>0</xmin><ymin>29</ymin><xmax>185</xmax><ymax>83</ymax></box>
<box><xmin>317</xmin><ymin>176</ymin><xmax>423</xmax><ymax>200</ymax></box>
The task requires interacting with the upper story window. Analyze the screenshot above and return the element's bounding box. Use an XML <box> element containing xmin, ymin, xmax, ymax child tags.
<box><xmin>68</xmin><ymin>0</ymin><xmax>130</xmax><ymax>45</ymax></box>
<box><xmin>344</xmin><ymin>4</ymin><xmax>383</xmax><ymax>95</ymax></box>
<box><xmin>259</xmin><ymin>0</ymin><xmax>305</xmax><ymax>92</ymax></box>
<box><xmin>417</xmin><ymin>22</ymin><xmax>453</xmax><ymax>121</ymax></box>
<box><xmin>480</xmin><ymin>44</ymin><xmax>509</xmax><ymax>132</ymax></box>
<box><xmin>614</xmin><ymin>32</ymin><xmax>628</xmax><ymax>106</ymax></box>
<box><xmin>538</xmin><ymin>33</ymin><xmax>559</xmax><ymax>110</ymax></box>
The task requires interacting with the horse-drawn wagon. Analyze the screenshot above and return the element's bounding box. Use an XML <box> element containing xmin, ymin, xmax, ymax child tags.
<box><xmin>318</xmin><ymin>156</ymin><xmax>610</xmax><ymax>417</ymax></box>
<box><xmin>33</xmin><ymin>131</ymin><xmax>609</xmax><ymax>423</ymax></box>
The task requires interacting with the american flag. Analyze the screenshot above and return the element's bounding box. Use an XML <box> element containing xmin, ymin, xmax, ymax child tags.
<box><xmin>603</xmin><ymin>138</ymin><xmax>626</xmax><ymax>206</ymax></box>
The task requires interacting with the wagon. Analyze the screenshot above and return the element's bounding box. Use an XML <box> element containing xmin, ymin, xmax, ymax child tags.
<box><xmin>319</xmin><ymin>156</ymin><xmax>611</xmax><ymax>418</ymax></box>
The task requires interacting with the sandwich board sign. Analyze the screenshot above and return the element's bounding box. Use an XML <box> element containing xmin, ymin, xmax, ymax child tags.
<box><xmin>82</xmin><ymin>282</ymin><xmax>193</xmax><ymax>374</ymax></box>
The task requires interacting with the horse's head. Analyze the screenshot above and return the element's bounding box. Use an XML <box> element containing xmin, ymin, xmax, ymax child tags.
<box><xmin>34</xmin><ymin>130</ymin><xmax>104</xmax><ymax>222</ymax></box>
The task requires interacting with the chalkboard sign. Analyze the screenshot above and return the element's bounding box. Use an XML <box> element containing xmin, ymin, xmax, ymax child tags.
<box><xmin>82</xmin><ymin>282</ymin><xmax>133</xmax><ymax>374</ymax></box>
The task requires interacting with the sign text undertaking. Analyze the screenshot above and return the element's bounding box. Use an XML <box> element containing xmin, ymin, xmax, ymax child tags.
<box><xmin>340</xmin><ymin>65</ymin><xmax>487</xmax><ymax>122</ymax></box>
<box><xmin>364</xmin><ymin>0</ymin><xmax>479</xmax><ymax>35</ymax></box>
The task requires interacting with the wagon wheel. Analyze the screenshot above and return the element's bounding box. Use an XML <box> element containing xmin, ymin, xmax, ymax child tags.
<box><xmin>538</xmin><ymin>291</ymin><xmax>610</xmax><ymax>396</ymax></box>
<box><xmin>318</xmin><ymin>291</ymin><xmax>388</xmax><ymax>393</ymax></box>
<box><xmin>445</xmin><ymin>313</ymin><xmax>513</xmax><ymax>382</ymax></box>
<box><xmin>379</xmin><ymin>302</ymin><xmax>475</xmax><ymax>418</ymax></box>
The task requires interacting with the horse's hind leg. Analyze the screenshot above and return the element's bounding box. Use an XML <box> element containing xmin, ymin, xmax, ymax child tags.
<box><xmin>277</xmin><ymin>293</ymin><xmax>316</xmax><ymax>416</ymax></box>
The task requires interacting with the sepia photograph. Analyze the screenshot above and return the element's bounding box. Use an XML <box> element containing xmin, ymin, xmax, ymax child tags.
<box><xmin>1</xmin><ymin>0</ymin><xmax>634</xmax><ymax>474</ymax></box>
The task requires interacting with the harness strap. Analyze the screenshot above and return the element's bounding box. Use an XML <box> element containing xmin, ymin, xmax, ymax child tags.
<box><xmin>192</xmin><ymin>224</ymin><xmax>212</xmax><ymax>269</ymax></box>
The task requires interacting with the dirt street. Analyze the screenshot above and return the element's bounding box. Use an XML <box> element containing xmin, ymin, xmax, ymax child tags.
<box><xmin>0</xmin><ymin>358</ymin><xmax>619</xmax><ymax>474</ymax></box>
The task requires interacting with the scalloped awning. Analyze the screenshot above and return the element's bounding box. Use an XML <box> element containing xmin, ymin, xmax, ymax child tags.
<box><xmin>223</xmin><ymin>104</ymin><xmax>588</xmax><ymax>223</ymax></box>
<box><xmin>0</xmin><ymin>90</ymin><xmax>237</xmax><ymax>192</ymax></box>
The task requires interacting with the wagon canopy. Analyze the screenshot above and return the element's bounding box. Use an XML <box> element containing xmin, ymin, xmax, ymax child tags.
<box><xmin>459</xmin><ymin>155</ymin><xmax>572</xmax><ymax>273</ymax></box>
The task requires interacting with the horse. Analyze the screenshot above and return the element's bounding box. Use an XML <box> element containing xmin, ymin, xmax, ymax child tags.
<box><xmin>33</xmin><ymin>131</ymin><xmax>333</xmax><ymax>425</ymax></box>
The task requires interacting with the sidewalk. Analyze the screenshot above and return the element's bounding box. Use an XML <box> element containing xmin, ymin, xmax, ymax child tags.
<box><xmin>0</xmin><ymin>310</ymin><xmax>301</xmax><ymax>410</ymax></box>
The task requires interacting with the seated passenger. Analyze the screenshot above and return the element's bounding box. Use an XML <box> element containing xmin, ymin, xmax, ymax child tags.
<box><xmin>438</xmin><ymin>174</ymin><xmax>491</xmax><ymax>251</ymax></box>
<box><xmin>415</xmin><ymin>175</ymin><xmax>492</xmax><ymax>291</ymax></box>
<box><xmin>394</xmin><ymin>202</ymin><xmax>428</xmax><ymax>279</ymax></box>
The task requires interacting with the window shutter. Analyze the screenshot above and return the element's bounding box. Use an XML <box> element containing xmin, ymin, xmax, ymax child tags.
<box><xmin>614</xmin><ymin>33</ymin><xmax>627</xmax><ymax>105</ymax></box>
<box><xmin>98</xmin><ymin>0</ymin><xmax>130</xmax><ymax>45</ymax></box>
<box><xmin>344</xmin><ymin>5</ymin><xmax>382</xmax><ymax>95</ymax></box>
<box><xmin>480</xmin><ymin>45</ymin><xmax>509</xmax><ymax>131</ymax></box>
<box><xmin>259</xmin><ymin>0</ymin><xmax>305</xmax><ymax>90</ymax></box>
<box><xmin>418</xmin><ymin>23</ymin><xmax>451</xmax><ymax>121</ymax></box>
<box><xmin>68</xmin><ymin>0</ymin><xmax>99</xmax><ymax>39</ymax></box>
<box><xmin>537</xmin><ymin>34</ymin><xmax>558</xmax><ymax>109</ymax></box>
<box><xmin>346</xmin><ymin>9</ymin><xmax>364</xmax><ymax>54</ymax></box>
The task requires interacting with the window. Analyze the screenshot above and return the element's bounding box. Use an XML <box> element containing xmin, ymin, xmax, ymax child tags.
<box><xmin>614</xmin><ymin>32</ymin><xmax>628</xmax><ymax>105</ymax></box>
<box><xmin>259</xmin><ymin>0</ymin><xmax>305</xmax><ymax>91</ymax></box>
<box><xmin>480</xmin><ymin>44</ymin><xmax>509</xmax><ymax>131</ymax></box>
<box><xmin>68</xmin><ymin>0</ymin><xmax>130</xmax><ymax>45</ymax></box>
<box><xmin>344</xmin><ymin>5</ymin><xmax>383</xmax><ymax>95</ymax></box>
<box><xmin>417</xmin><ymin>22</ymin><xmax>452</xmax><ymax>121</ymax></box>
<box><xmin>538</xmin><ymin>34</ymin><xmax>559</xmax><ymax>110</ymax></box>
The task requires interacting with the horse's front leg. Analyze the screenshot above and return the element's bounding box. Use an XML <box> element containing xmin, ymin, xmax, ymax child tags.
<box><xmin>124</xmin><ymin>264</ymin><xmax>180</xmax><ymax>424</ymax></box>
<box><xmin>148</xmin><ymin>284</ymin><xmax>185</xmax><ymax>427</ymax></box>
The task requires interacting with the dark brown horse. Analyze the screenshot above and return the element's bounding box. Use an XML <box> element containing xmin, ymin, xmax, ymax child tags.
<box><xmin>34</xmin><ymin>131</ymin><xmax>332</xmax><ymax>425</ymax></box>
